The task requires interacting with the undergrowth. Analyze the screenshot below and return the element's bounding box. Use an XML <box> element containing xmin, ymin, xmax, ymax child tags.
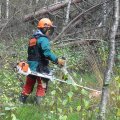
<box><xmin>0</xmin><ymin>38</ymin><xmax>120</xmax><ymax>120</ymax></box>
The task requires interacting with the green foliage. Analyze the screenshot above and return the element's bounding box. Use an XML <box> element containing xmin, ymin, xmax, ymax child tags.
<box><xmin>0</xmin><ymin>39</ymin><xmax>120</xmax><ymax>120</ymax></box>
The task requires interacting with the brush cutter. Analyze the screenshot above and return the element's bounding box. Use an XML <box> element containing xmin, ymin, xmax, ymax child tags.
<box><xmin>16</xmin><ymin>61</ymin><xmax>101</xmax><ymax>93</ymax></box>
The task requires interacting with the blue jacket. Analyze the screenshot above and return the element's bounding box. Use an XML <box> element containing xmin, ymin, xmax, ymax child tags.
<box><xmin>28</xmin><ymin>29</ymin><xmax>58</xmax><ymax>73</ymax></box>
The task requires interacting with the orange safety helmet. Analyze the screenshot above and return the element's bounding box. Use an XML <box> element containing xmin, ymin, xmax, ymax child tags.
<box><xmin>37</xmin><ymin>18</ymin><xmax>55</xmax><ymax>28</ymax></box>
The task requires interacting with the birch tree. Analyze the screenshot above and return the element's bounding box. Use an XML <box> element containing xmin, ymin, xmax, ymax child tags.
<box><xmin>36</xmin><ymin>0</ymin><xmax>39</xmax><ymax>4</ymax></box>
<box><xmin>6</xmin><ymin>0</ymin><xmax>9</xmax><ymax>20</ymax></box>
<box><xmin>65</xmin><ymin>0</ymin><xmax>71</xmax><ymax>25</ymax></box>
<box><xmin>98</xmin><ymin>0</ymin><xmax>119</xmax><ymax>119</ymax></box>
<box><xmin>0</xmin><ymin>4</ymin><xmax>1</xmax><ymax>22</ymax></box>
<box><xmin>102</xmin><ymin>0</ymin><xmax>107</xmax><ymax>34</ymax></box>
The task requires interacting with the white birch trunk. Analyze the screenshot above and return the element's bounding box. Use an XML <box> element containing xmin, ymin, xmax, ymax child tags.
<box><xmin>103</xmin><ymin>0</ymin><xmax>107</xmax><ymax>26</ymax></box>
<box><xmin>30</xmin><ymin>0</ymin><xmax>32</xmax><ymax>6</ymax></box>
<box><xmin>98</xmin><ymin>0</ymin><xmax>119</xmax><ymax>120</ymax></box>
<box><xmin>102</xmin><ymin>0</ymin><xmax>107</xmax><ymax>34</ymax></box>
<box><xmin>0</xmin><ymin>4</ymin><xmax>1</xmax><ymax>22</ymax></box>
<box><xmin>36</xmin><ymin>0</ymin><xmax>39</xmax><ymax>3</ymax></box>
<box><xmin>6</xmin><ymin>0</ymin><xmax>9</xmax><ymax>20</ymax></box>
<box><xmin>55</xmin><ymin>0</ymin><xmax>58</xmax><ymax>3</ymax></box>
<box><xmin>65</xmin><ymin>0</ymin><xmax>71</xmax><ymax>25</ymax></box>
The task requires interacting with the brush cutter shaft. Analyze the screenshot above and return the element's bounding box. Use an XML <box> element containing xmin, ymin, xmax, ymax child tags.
<box><xmin>16</xmin><ymin>62</ymin><xmax>101</xmax><ymax>93</ymax></box>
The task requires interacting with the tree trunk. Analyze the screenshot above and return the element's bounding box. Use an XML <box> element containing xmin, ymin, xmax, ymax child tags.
<box><xmin>0</xmin><ymin>4</ymin><xmax>1</xmax><ymax>22</ymax></box>
<box><xmin>36</xmin><ymin>0</ymin><xmax>39</xmax><ymax>4</ymax></box>
<box><xmin>103</xmin><ymin>0</ymin><xmax>107</xmax><ymax>26</ymax></box>
<box><xmin>98</xmin><ymin>0</ymin><xmax>119</xmax><ymax>120</ymax></box>
<box><xmin>64</xmin><ymin>0</ymin><xmax>71</xmax><ymax>25</ymax></box>
<box><xmin>1</xmin><ymin>0</ymin><xmax>6</xmax><ymax>20</ymax></box>
<box><xmin>6</xmin><ymin>0</ymin><xmax>9</xmax><ymax>20</ymax></box>
<box><xmin>102</xmin><ymin>0</ymin><xmax>107</xmax><ymax>34</ymax></box>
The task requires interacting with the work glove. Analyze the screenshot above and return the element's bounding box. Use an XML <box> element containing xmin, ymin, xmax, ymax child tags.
<box><xmin>57</xmin><ymin>58</ymin><xmax>65</xmax><ymax>66</ymax></box>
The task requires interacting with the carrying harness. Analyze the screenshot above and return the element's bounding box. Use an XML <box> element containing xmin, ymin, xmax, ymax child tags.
<box><xmin>27</xmin><ymin>35</ymin><xmax>47</xmax><ymax>61</ymax></box>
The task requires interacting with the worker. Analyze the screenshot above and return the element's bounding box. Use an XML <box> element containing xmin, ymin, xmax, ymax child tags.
<box><xmin>19</xmin><ymin>18</ymin><xmax>65</xmax><ymax>104</ymax></box>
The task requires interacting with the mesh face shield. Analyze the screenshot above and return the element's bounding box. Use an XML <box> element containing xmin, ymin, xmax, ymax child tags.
<box><xmin>48</xmin><ymin>27</ymin><xmax>54</xmax><ymax>36</ymax></box>
<box><xmin>40</xmin><ymin>27</ymin><xmax>54</xmax><ymax>36</ymax></box>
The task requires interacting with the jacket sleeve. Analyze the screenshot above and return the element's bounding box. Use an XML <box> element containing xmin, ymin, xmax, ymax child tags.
<box><xmin>37</xmin><ymin>37</ymin><xmax>58</xmax><ymax>63</ymax></box>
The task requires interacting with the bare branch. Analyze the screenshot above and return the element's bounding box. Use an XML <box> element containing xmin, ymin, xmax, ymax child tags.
<box><xmin>56</xmin><ymin>39</ymin><xmax>100</xmax><ymax>47</ymax></box>
<box><xmin>53</xmin><ymin>0</ymin><xmax>110</xmax><ymax>42</ymax></box>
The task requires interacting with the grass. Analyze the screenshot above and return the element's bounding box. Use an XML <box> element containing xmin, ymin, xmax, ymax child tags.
<box><xmin>16</xmin><ymin>105</ymin><xmax>46</xmax><ymax>120</ymax></box>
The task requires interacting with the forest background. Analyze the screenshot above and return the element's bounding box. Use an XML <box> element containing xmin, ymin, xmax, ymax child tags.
<box><xmin>0</xmin><ymin>0</ymin><xmax>120</xmax><ymax>120</ymax></box>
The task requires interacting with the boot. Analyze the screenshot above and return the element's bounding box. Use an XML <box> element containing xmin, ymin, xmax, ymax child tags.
<box><xmin>19</xmin><ymin>94</ymin><xmax>28</xmax><ymax>103</ymax></box>
<box><xmin>35</xmin><ymin>96</ymin><xmax>43</xmax><ymax>105</ymax></box>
